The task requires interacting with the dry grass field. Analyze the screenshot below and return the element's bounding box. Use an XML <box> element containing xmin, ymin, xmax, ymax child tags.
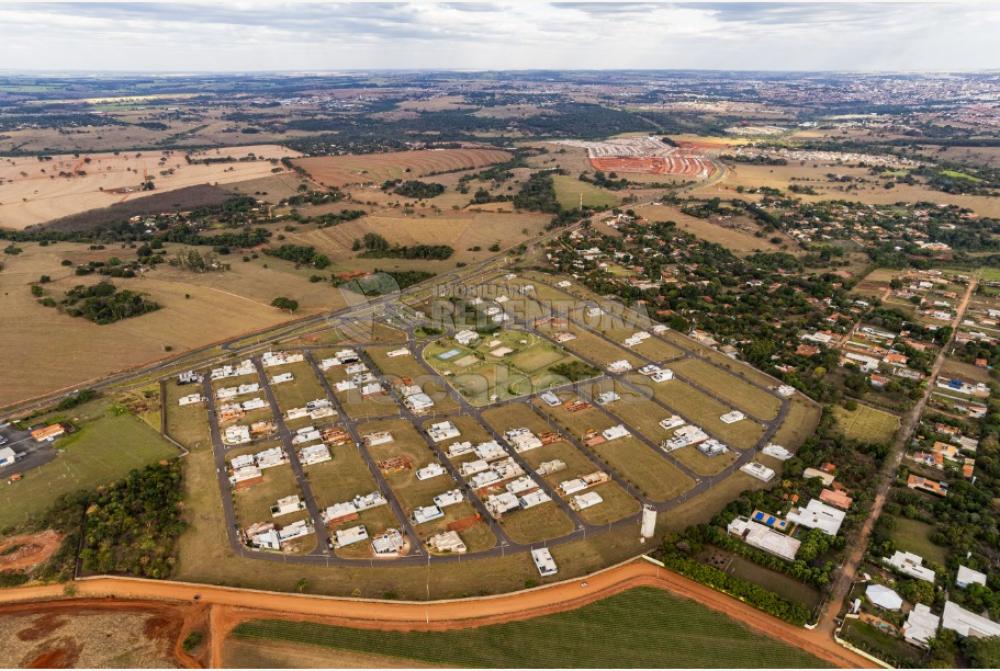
<box><xmin>832</xmin><ymin>403</ymin><xmax>900</xmax><ymax>444</ymax></box>
<box><xmin>293</xmin><ymin>148</ymin><xmax>511</xmax><ymax>188</ymax></box>
<box><xmin>0</xmin><ymin>145</ymin><xmax>300</xmax><ymax>229</ymax></box>
<box><xmin>0</xmin><ymin>242</ymin><xmax>344</xmax><ymax>407</ymax></box>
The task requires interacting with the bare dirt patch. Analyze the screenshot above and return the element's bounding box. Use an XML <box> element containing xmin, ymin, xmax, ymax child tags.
<box><xmin>0</xmin><ymin>530</ymin><xmax>62</xmax><ymax>572</ymax></box>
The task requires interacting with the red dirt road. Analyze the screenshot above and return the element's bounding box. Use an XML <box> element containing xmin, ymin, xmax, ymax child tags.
<box><xmin>0</xmin><ymin>558</ymin><xmax>873</xmax><ymax>669</ymax></box>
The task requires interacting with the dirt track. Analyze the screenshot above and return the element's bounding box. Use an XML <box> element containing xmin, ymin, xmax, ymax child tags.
<box><xmin>0</xmin><ymin>558</ymin><xmax>873</xmax><ymax>669</ymax></box>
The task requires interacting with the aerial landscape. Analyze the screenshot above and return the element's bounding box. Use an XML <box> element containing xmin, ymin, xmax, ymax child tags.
<box><xmin>1</xmin><ymin>1</ymin><xmax>999</xmax><ymax>669</ymax></box>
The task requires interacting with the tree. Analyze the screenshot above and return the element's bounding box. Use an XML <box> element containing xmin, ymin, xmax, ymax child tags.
<box><xmin>271</xmin><ymin>297</ymin><xmax>299</xmax><ymax>312</ymax></box>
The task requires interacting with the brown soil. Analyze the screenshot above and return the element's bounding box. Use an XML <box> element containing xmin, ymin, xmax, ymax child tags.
<box><xmin>0</xmin><ymin>530</ymin><xmax>62</xmax><ymax>572</ymax></box>
<box><xmin>22</xmin><ymin>636</ymin><xmax>82</xmax><ymax>668</ymax></box>
<box><xmin>17</xmin><ymin>612</ymin><xmax>69</xmax><ymax>641</ymax></box>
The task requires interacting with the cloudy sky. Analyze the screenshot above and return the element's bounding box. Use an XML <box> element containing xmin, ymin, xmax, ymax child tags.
<box><xmin>0</xmin><ymin>1</ymin><xmax>997</xmax><ymax>73</ymax></box>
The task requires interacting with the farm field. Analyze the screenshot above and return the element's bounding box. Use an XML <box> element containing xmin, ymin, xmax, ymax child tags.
<box><xmin>293</xmin><ymin>148</ymin><xmax>511</xmax><ymax>188</ymax></box>
<box><xmin>0</xmin><ymin>146</ymin><xmax>299</xmax><ymax>229</ymax></box>
<box><xmin>551</xmin><ymin>173</ymin><xmax>618</xmax><ymax>209</ymax></box>
<box><xmin>831</xmin><ymin>404</ymin><xmax>900</xmax><ymax>444</ymax></box>
<box><xmin>230</xmin><ymin>587</ymin><xmax>828</xmax><ymax>668</ymax></box>
<box><xmin>0</xmin><ymin>407</ymin><xmax>179</xmax><ymax>528</ymax></box>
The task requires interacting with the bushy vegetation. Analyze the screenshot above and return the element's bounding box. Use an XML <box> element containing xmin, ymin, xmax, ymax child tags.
<box><xmin>264</xmin><ymin>243</ymin><xmax>331</xmax><ymax>269</ymax></box>
<box><xmin>513</xmin><ymin>171</ymin><xmax>561</xmax><ymax>213</ymax></box>
<box><xmin>383</xmin><ymin>179</ymin><xmax>445</xmax><ymax>199</ymax></box>
<box><xmin>549</xmin><ymin>360</ymin><xmax>600</xmax><ymax>382</ymax></box>
<box><xmin>356</xmin><ymin>232</ymin><xmax>453</xmax><ymax>260</ymax></box>
<box><xmin>58</xmin><ymin>281</ymin><xmax>161</xmax><ymax>324</ymax></box>
<box><xmin>79</xmin><ymin>462</ymin><xmax>185</xmax><ymax>579</ymax></box>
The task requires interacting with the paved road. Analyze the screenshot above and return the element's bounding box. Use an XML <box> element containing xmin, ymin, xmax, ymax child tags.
<box><xmin>817</xmin><ymin>275</ymin><xmax>979</xmax><ymax>633</ymax></box>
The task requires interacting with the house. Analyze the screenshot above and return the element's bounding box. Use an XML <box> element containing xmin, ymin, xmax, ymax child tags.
<box><xmin>299</xmin><ymin>444</ymin><xmax>332</xmax><ymax>466</ymax></box>
<box><xmin>776</xmin><ymin>385</ymin><xmax>796</xmax><ymax>398</ymax></box>
<box><xmin>866</xmin><ymin>584</ymin><xmax>903</xmax><ymax>611</ymax></box>
<box><xmin>363</xmin><ymin>431</ymin><xmax>393</xmax><ymax>447</ymax></box>
<box><xmin>601</xmin><ymin>425</ymin><xmax>630</xmax><ymax>442</ymax></box>
<box><xmin>907</xmin><ymin>474</ymin><xmax>948</xmax><ymax>497</ymax></box>
<box><xmin>428</xmin><ymin>530</ymin><xmax>467</xmax><ymax>554</ymax></box>
<box><xmin>353</xmin><ymin>491</ymin><xmax>388</xmax><ymax>511</ymax></box>
<box><xmin>727</xmin><ymin>517</ymin><xmax>800</xmax><ymax>561</ymax></box>
<box><xmin>277</xmin><ymin>519</ymin><xmax>314</xmax><ymax>545</ymax></box>
<box><xmin>241</xmin><ymin>397</ymin><xmax>267</xmax><ymax>411</ymax></box>
<box><xmin>333</xmin><ymin>525</ymin><xmax>369</xmax><ymax>548</ymax></box>
<box><xmin>740</xmin><ymin>462</ymin><xmax>775</xmax><ymax>482</ymax></box>
<box><xmin>469</xmin><ymin>469</ymin><xmax>501</xmax><ymax>489</ymax></box>
<box><xmin>519</xmin><ymin>489</ymin><xmax>551</xmax><ymax>509</ymax></box>
<box><xmin>270</xmin><ymin>495</ymin><xmax>305</xmax><ymax>518</ymax></box>
<box><xmin>787</xmin><ymin>499</ymin><xmax>846</xmax><ymax>536</ymax></box>
<box><xmin>883</xmin><ymin>551</ymin><xmax>935</xmax><ymax>583</ymax></box>
<box><xmin>178</xmin><ymin>393</ymin><xmax>203</xmax><ymax>406</ymax></box>
<box><xmin>31</xmin><ymin>424</ymin><xmax>64</xmax><ymax>442</ymax></box>
<box><xmin>386</xmin><ymin>348</ymin><xmax>411</xmax><ymax>358</ymax></box>
<box><xmin>505</xmin><ymin>428</ymin><xmax>543</xmax><ymax>453</ymax></box>
<box><xmin>177</xmin><ymin>370</ymin><xmax>202</xmax><ymax>385</ymax></box>
<box><xmin>506</xmin><ymin>476</ymin><xmax>538</xmax><ymax>495</ymax></box>
<box><xmin>0</xmin><ymin>447</ymin><xmax>16</xmax><ymax>468</ymax></box>
<box><xmin>762</xmin><ymin>444</ymin><xmax>792</xmax><ymax>461</ymax></box>
<box><xmin>536</xmin><ymin>459</ymin><xmax>566</xmax><ymax>476</ymax></box>
<box><xmin>416</xmin><ymin>462</ymin><xmax>447</xmax><ymax>481</ymax></box>
<box><xmin>460</xmin><ymin>459</ymin><xmax>491</xmax><ymax>477</ymax></box>
<box><xmin>659</xmin><ymin>415</ymin><xmax>685</xmax><ymax>431</ymax></box>
<box><xmin>802</xmin><ymin>467</ymin><xmax>836</xmax><ymax>486</ymax></box>
<box><xmin>720</xmin><ymin>410</ymin><xmax>745</xmax><ymax>424</ymax></box>
<box><xmin>230</xmin><ymin>465</ymin><xmax>262</xmax><ymax>488</ymax></box>
<box><xmin>663</xmin><ymin>425</ymin><xmax>708</xmax><ymax>451</ymax></box>
<box><xmin>474</xmin><ymin>441</ymin><xmax>506</xmax><ymax>462</ymax></box>
<box><xmin>454</xmin><ymin>329</ymin><xmax>479</xmax><ymax>346</ymax></box>
<box><xmin>427</xmin><ymin>421</ymin><xmax>460</xmax><ymax>443</ymax></box>
<box><xmin>255</xmin><ymin>447</ymin><xmax>287</xmax><ymax>469</ymax></box>
<box><xmin>819</xmin><ymin>488</ymin><xmax>853</xmax><ymax>510</ymax></box>
<box><xmin>571</xmin><ymin>492</ymin><xmax>603</xmax><ymax>511</ymax></box>
<box><xmin>698</xmin><ymin>439</ymin><xmax>729</xmax><ymax>456</ymax></box>
<box><xmin>433</xmin><ymin>489</ymin><xmax>464</xmax><ymax>508</ymax></box>
<box><xmin>412</xmin><ymin>505</ymin><xmax>444</xmax><ymax>525</ymax></box>
<box><xmin>403</xmin><ymin>392</ymin><xmax>435</xmax><ymax>415</ymax></box>
<box><xmin>485</xmin><ymin>492</ymin><xmax>520</xmax><ymax>517</ymax></box>
<box><xmin>956</xmin><ymin>565</ymin><xmax>987</xmax><ymax>589</ymax></box>
<box><xmin>903</xmin><ymin>604</ymin><xmax>940</xmax><ymax>648</ymax></box>
<box><xmin>447</xmin><ymin>441</ymin><xmax>474</xmax><ymax>458</ymax></box>
<box><xmin>262</xmin><ymin>350</ymin><xmax>304</xmax><ymax>367</ymax></box>
<box><xmin>371</xmin><ymin>529</ymin><xmax>405</xmax><ymax>557</ymax></box>
<box><xmin>531</xmin><ymin>548</ymin><xmax>558</xmax><ymax>577</ymax></box>
<box><xmin>606</xmin><ymin>360</ymin><xmax>632</xmax><ymax>374</ymax></box>
<box><xmin>322</xmin><ymin>502</ymin><xmax>359</xmax><ymax>525</ymax></box>
<box><xmin>246</xmin><ymin>522</ymin><xmax>280</xmax><ymax>550</ymax></box>
<box><xmin>941</xmin><ymin>600</ymin><xmax>1000</xmax><ymax>638</ymax></box>
<box><xmin>270</xmin><ymin>372</ymin><xmax>294</xmax><ymax>385</ymax></box>
<box><xmin>539</xmin><ymin>391</ymin><xmax>561</xmax><ymax>406</ymax></box>
<box><xmin>651</xmin><ymin>369</ymin><xmax>674</xmax><ymax>383</ymax></box>
<box><xmin>223</xmin><ymin>425</ymin><xmax>251</xmax><ymax>445</ymax></box>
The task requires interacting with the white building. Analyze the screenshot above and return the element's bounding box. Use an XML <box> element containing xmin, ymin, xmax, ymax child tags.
<box><xmin>447</xmin><ymin>441</ymin><xmax>474</xmax><ymax>458</ymax></box>
<box><xmin>372</xmin><ymin>529</ymin><xmax>405</xmax><ymax>557</ymax></box>
<box><xmin>223</xmin><ymin>425</ymin><xmax>251</xmax><ymax>445</ymax></box>
<box><xmin>607</xmin><ymin>360</ymin><xmax>633</xmax><ymax>374</ymax></box>
<box><xmin>364</xmin><ymin>431</ymin><xmax>394</xmax><ymax>447</ymax></box>
<box><xmin>904</xmin><ymin>604</ymin><xmax>940</xmax><ymax>648</ymax></box>
<box><xmin>519</xmin><ymin>489</ymin><xmax>551</xmax><ymax>509</ymax></box>
<box><xmin>427</xmin><ymin>421</ymin><xmax>460</xmax><ymax>443</ymax></box>
<box><xmin>883</xmin><ymin>551</ymin><xmax>936</xmax><ymax>583</ymax></box>
<box><xmin>428</xmin><ymin>530</ymin><xmax>467</xmax><ymax>554</ymax></box>
<box><xmin>299</xmin><ymin>444</ymin><xmax>331</xmax><ymax>466</ymax></box>
<box><xmin>333</xmin><ymin>525</ymin><xmax>369</xmax><ymax>548</ymax></box>
<box><xmin>601</xmin><ymin>425</ymin><xmax>630</xmax><ymax>442</ymax></box>
<box><xmin>404</xmin><ymin>392</ymin><xmax>435</xmax><ymax>414</ymax></box>
<box><xmin>271</xmin><ymin>495</ymin><xmax>305</xmax><ymax>518</ymax></box>
<box><xmin>786</xmin><ymin>499</ymin><xmax>846</xmax><ymax>536</ymax></box>
<box><xmin>539</xmin><ymin>391</ymin><xmax>561</xmax><ymax>407</ymax></box>
<box><xmin>271</xmin><ymin>372</ymin><xmax>294</xmax><ymax>385</ymax></box>
<box><xmin>454</xmin><ymin>329</ymin><xmax>479</xmax><ymax>346</ymax></box>
<box><xmin>505</xmin><ymin>428</ymin><xmax>543</xmax><ymax>453</ymax></box>
<box><xmin>531</xmin><ymin>548</ymin><xmax>558</xmax><ymax>577</ymax></box>
<box><xmin>650</xmin><ymin>369</ymin><xmax>674</xmax><ymax>383</ymax></box>
<box><xmin>178</xmin><ymin>393</ymin><xmax>203</xmax><ymax>406</ymax></box>
<box><xmin>433</xmin><ymin>489</ymin><xmax>464</xmax><ymax>508</ymax></box>
<box><xmin>740</xmin><ymin>462</ymin><xmax>775</xmax><ymax>482</ymax></box>
<box><xmin>659</xmin><ymin>415</ymin><xmax>685</xmax><ymax>431</ymax></box>
<box><xmin>416</xmin><ymin>462</ymin><xmax>448</xmax><ymax>481</ymax></box>
<box><xmin>762</xmin><ymin>443</ymin><xmax>792</xmax><ymax>461</ymax></box>
<box><xmin>942</xmin><ymin>600</ymin><xmax>1000</xmax><ymax>638</ymax></box>
<box><xmin>956</xmin><ymin>565</ymin><xmax>987</xmax><ymax>589</ymax></box>
<box><xmin>412</xmin><ymin>505</ymin><xmax>444</xmax><ymax>525</ymax></box>
<box><xmin>474</xmin><ymin>440</ymin><xmax>507</xmax><ymax>462</ymax></box>
<box><xmin>596</xmin><ymin>391</ymin><xmax>620</xmax><ymax>405</ymax></box>
<box><xmin>256</xmin><ymin>447</ymin><xmax>287</xmax><ymax>469</ymax></box>
<box><xmin>572</xmin><ymin>492</ymin><xmax>603</xmax><ymax>511</ymax></box>
<box><xmin>727</xmin><ymin>517</ymin><xmax>800</xmax><ymax>561</ymax></box>
<box><xmin>720</xmin><ymin>410</ymin><xmax>745</xmax><ymax>424</ymax></box>
<box><xmin>460</xmin><ymin>459</ymin><xmax>491</xmax><ymax>477</ymax></box>
<box><xmin>485</xmin><ymin>492</ymin><xmax>520</xmax><ymax>517</ymax></box>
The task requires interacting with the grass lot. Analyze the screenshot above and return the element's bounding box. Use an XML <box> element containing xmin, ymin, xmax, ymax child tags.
<box><xmin>232</xmin><ymin>587</ymin><xmax>828</xmax><ymax>668</ymax></box>
<box><xmin>269</xmin><ymin>361</ymin><xmax>328</xmax><ymax>414</ymax></box>
<box><xmin>500</xmin><ymin>501</ymin><xmax>575</xmax><ymax>544</ymax></box>
<box><xmin>831</xmin><ymin>404</ymin><xmax>900</xmax><ymax>445</ymax></box>
<box><xmin>0</xmin><ymin>409</ymin><xmax>180</xmax><ymax>528</ymax></box>
<box><xmin>163</xmin><ymin>382</ymin><xmax>211</xmax><ymax>451</ymax></box>
<box><xmin>591</xmin><ymin>438</ymin><xmax>694</xmax><ymax>502</ymax></box>
<box><xmin>888</xmin><ymin>516</ymin><xmax>949</xmax><ymax>565</ymax></box>
<box><xmin>840</xmin><ymin>618</ymin><xmax>924</xmax><ymax>668</ymax></box>
<box><xmin>770</xmin><ymin>398</ymin><xmax>822</xmax><ymax>451</ymax></box>
<box><xmin>637</xmin><ymin>376</ymin><xmax>764</xmax><ymax>450</ymax></box>
<box><xmin>551</xmin><ymin>173</ymin><xmax>619</xmax><ymax>210</ymax></box>
<box><xmin>670</xmin><ymin>358</ymin><xmax>781</xmax><ymax>420</ymax></box>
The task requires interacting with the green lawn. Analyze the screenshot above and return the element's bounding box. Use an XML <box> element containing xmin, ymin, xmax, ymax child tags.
<box><xmin>0</xmin><ymin>411</ymin><xmax>180</xmax><ymax>529</ymax></box>
<box><xmin>232</xmin><ymin>587</ymin><xmax>829</xmax><ymax>668</ymax></box>
<box><xmin>551</xmin><ymin>174</ymin><xmax>619</xmax><ymax>210</ymax></box>
<box><xmin>889</xmin><ymin>516</ymin><xmax>949</xmax><ymax>565</ymax></box>
<box><xmin>832</xmin><ymin>404</ymin><xmax>900</xmax><ymax>445</ymax></box>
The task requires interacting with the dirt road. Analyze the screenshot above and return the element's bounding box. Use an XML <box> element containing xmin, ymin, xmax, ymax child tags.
<box><xmin>818</xmin><ymin>276</ymin><xmax>979</xmax><ymax>633</ymax></box>
<box><xmin>0</xmin><ymin>558</ymin><xmax>874</xmax><ymax>669</ymax></box>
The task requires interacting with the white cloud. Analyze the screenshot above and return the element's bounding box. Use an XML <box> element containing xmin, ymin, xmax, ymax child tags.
<box><xmin>0</xmin><ymin>1</ymin><xmax>997</xmax><ymax>72</ymax></box>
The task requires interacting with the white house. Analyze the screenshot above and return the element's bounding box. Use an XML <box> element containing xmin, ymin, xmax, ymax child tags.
<box><xmin>883</xmin><ymin>551</ymin><xmax>936</xmax><ymax>583</ymax></box>
<box><xmin>531</xmin><ymin>548</ymin><xmax>558</xmax><ymax>577</ymax></box>
<box><xmin>416</xmin><ymin>463</ymin><xmax>448</xmax><ymax>481</ymax></box>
